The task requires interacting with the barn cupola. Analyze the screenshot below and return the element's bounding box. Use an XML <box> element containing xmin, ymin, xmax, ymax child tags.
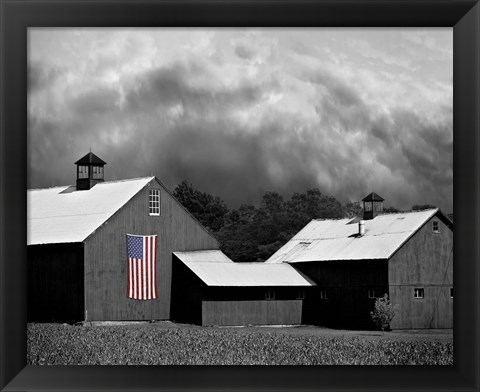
<box><xmin>362</xmin><ymin>192</ymin><xmax>384</xmax><ymax>220</ymax></box>
<box><xmin>74</xmin><ymin>151</ymin><xmax>106</xmax><ymax>191</ymax></box>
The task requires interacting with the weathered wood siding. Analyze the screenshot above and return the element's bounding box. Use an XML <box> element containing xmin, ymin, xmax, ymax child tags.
<box><xmin>294</xmin><ymin>260</ymin><xmax>388</xmax><ymax>329</ymax></box>
<box><xmin>84</xmin><ymin>178</ymin><xmax>219</xmax><ymax>321</ymax></box>
<box><xmin>202</xmin><ymin>300</ymin><xmax>303</xmax><ymax>326</ymax></box>
<box><xmin>388</xmin><ymin>214</ymin><xmax>453</xmax><ymax>329</ymax></box>
<box><xmin>27</xmin><ymin>243</ymin><xmax>84</xmax><ymax>322</ymax></box>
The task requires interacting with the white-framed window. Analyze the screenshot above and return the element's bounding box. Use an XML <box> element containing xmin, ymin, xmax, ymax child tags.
<box><xmin>149</xmin><ymin>189</ymin><xmax>160</xmax><ymax>216</ymax></box>
<box><xmin>432</xmin><ymin>220</ymin><xmax>439</xmax><ymax>233</ymax></box>
<box><xmin>320</xmin><ymin>289</ymin><xmax>328</xmax><ymax>299</ymax></box>
<box><xmin>297</xmin><ymin>289</ymin><xmax>305</xmax><ymax>300</ymax></box>
<box><xmin>414</xmin><ymin>288</ymin><xmax>424</xmax><ymax>299</ymax></box>
<box><xmin>265</xmin><ymin>289</ymin><xmax>275</xmax><ymax>300</ymax></box>
<box><xmin>368</xmin><ymin>288</ymin><xmax>378</xmax><ymax>299</ymax></box>
<box><xmin>450</xmin><ymin>287</ymin><xmax>453</xmax><ymax>298</ymax></box>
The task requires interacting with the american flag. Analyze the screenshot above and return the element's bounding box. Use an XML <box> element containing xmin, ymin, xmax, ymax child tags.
<box><xmin>126</xmin><ymin>234</ymin><xmax>157</xmax><ymax>300</ymax></box>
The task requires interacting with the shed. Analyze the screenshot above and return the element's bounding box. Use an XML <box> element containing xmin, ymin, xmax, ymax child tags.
<box><xmin>171</xmin><ymin>250</ymin><xmax>316</xmax><ymax>326</ymax></box>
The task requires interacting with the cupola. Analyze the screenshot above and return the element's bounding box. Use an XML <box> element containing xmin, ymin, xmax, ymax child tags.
<box><xmin>362</xmin><ymin>192</ymin><xmax>384</xmax><ymax>220</ymax></box>
<box><xmin>75</xmin><ymin>151</ymin><xmax>106</xmax><ymax>191</ymax></box>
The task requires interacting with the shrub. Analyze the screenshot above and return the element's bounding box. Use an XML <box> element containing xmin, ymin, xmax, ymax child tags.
<box><xmin>371</xmin><ymin>294</ymin><xmax>396</xmax><ymax>331</ymax></box>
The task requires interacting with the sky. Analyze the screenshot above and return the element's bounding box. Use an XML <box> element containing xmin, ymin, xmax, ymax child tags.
<box><xmin>28</xmin><ymin>28</ymin><xmax>453</xmax><ymax>212</ymax></box>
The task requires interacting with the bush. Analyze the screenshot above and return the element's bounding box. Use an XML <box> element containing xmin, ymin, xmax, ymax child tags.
<box><xmin>371</xmin><ymin>294</ymin><xmax>396</xmax><ymax>331</ymax></box>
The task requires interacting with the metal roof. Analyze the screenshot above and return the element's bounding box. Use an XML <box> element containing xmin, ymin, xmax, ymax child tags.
<box><xmin>173</xmin><ymin>250</ymin><xmax>234</xmax><ymax>263</ymax></box>
<box><xmin>174</xmin><ymin>251</ymin><xmax>315</xmax><ymax>287</ymax></box>
<box><xmin>28</xmin><ymin>177</ymin><xmax>154</xmax><ymax>245</ymax></box>
<box><xmin>265</xmin><ymin>209</ymin><xmax>445</xmax><ymax>263</ymax></box>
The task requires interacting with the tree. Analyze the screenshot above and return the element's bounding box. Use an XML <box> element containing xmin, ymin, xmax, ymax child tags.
<box><xmin>384</xmin><ymin>206</ymin><xmax>401</xmax><ymax>213</ymax></box>
<box><xmin>344</xmin><ymin>201</ymin><xmax>362</xmax><ymax>218</ymax></box>
<box><xmin>287</xmin><ymin>188</ymin><xmax>344</xmax><ymax>233</ymax></box>
<box><xmin>172</xmin><ymin>180</ymin><xmax>228</xmax><ymax>232</ymax></box>
<box><xmin>370</xmin><ymin>294</ymin><xmax>396</xmax><ymax>331</ymax></box>
<box><xmin>411</xmin><ymin>204</ymin><xmax>436</xmax><ymax>211</ymax></box>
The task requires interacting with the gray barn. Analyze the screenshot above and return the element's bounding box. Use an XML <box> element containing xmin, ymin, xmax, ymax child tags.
<box><xmin>266</xmin><ymin>193</ymin><xmax>453</xmax><ymax>329</ymax></box>
<box><xmin>27</xmin><ymin>152</ymin><xmax>219</xmax><ymax>322</ymax></box>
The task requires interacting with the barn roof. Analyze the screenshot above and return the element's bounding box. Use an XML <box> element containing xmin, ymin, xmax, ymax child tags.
<box><xmin>174</xmin><ymin>250</ymin><xmax>316</xmax><ymax>287</ymax></box>
<box><xmin>265</xmin><ymin>209</ymin><xmax>452</xmax><ymax>263</ymax></box>
<box><xmin>174</xmin><ymin>250</ymin><xmax>234</xmax><ymax>263</ymax></box>
<box><xmin>28</xmin><ymin>177</ymin><xmax>154</xmax><ymax>245</ymax></box>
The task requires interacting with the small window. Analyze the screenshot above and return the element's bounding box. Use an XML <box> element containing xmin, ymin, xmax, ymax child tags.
<box><xmin>320</xmin><ymin>289</ymin><xmax>328</xmax><ymax>299</ymax></box>
<box><xmin>432</xmin><ymin>221</ymin><xmax>439</xmax><ymax>233</ymax></box>
<box><xmin>450</xmin><ymin>287</ymin><xmax>453</xmax><ymax>298</ymax></box>
<box><xmin>297</xmin><ymin>289</ymin><xmax>305</xmax><ymax>300</ymax></box>
<box><xmin>92</xmin><ymin>166</ymin><xmax>103</xmax><ymax>179</ymax></box>
<box><xmin>265</xmin><ymin>289</ymin><xmax>275</xmax><ymax>300</ymax></box>
<box><xmin>368</xmin><ymin>289</ymin><xmax>378</xmax><ymax>299</ymax></box>
<box><xmin>149</xmin><ymin>189</ymin><xmax>160</xmax><ymax>216</ymax></box>
<box><xmin>414</xmin><ymin>288</ymin><xmax>424</xmax><ymax>299</ymax></box>
<box><xmin>78</xmin><ymin>165</ymin><xmax>89</xmax><ymax>179</ymax></box>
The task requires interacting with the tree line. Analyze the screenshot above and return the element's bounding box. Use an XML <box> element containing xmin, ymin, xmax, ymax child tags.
<box><xmin>172</xmin><ymin>180</ymin><xmax>442</xmax><ymax>263</ymax></box>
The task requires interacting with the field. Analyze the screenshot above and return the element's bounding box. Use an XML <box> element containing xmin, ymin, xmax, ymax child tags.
<box><xmin>27</xmin><ymin>322</ymin><xmax>453</xmax><ymax>365</ymax></box>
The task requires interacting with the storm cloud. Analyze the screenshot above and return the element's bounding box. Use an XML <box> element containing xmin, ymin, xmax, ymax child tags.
<box><xmin>28</xmin><ymin>28</ymin><xmax>453</xmax><ymax>212</ymax></box>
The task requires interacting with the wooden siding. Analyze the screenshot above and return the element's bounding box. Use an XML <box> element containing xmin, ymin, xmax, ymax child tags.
<box><xmin>27</xmin><ymin>243</ymin><xmax>84</xmax><ymax>322</ymax></box>
<box><xmin>202</xmin><ymin>300</ymin><xmax>303</xmax><ymax>326</ymax></box>
<box><xmin>294</xmin><ymin>260</ymin><xmax>388</xmax><ymax>328</ymax></box>
<box><xmin>388</xmin><ymin>214</ymin><xmax>453</xmax><ymax>329</ymax></box>
<box><xmin>84</xmin><ymin>178</ymin><xmax>219</xmax><ymax>321</ymax></box>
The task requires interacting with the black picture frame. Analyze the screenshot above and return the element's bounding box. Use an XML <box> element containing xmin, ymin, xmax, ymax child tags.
<box><xmin>1</xmin><ymin>1</ymin><xmax>478</xmax><ymax>391</ymax></box>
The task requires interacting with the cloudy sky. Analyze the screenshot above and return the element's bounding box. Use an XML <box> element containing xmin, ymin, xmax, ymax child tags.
<box><xmin>28</xmin><ymin>28</ymin><xmax>453</xmax><ymax>212</ymax></box>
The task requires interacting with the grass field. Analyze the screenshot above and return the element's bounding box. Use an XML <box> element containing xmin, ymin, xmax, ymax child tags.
<box><xmin>27</xmin><ymin>322</ymin><xmax>453</xmax><ymax>365</ymax></box>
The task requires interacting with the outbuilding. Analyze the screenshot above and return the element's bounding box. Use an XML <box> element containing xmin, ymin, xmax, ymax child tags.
<box><xmin>171</xmin><ymin>250</ymin><xmax>316</xmax><ymax>326</ymax></box>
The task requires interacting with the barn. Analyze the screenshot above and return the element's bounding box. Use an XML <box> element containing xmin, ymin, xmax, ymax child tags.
<box><xmin>27</xmin><ymin>152</ymin><xmax>219</xmax><ymax>322</ymax></box>
<box><xmin>171</xmin><ymin>250</ymin><xmax>316</xmax><ymax>326</ymax></box>
<box><xmin>265</xmin><ymin>193</ymin><xmax>454</xmax><ymax>329</ymax></box>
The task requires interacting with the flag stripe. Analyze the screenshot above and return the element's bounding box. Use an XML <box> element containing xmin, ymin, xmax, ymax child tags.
<box><xmin>153</xmin><ymin>237</ymin><xmax>157</xmax><ymax>299</ymax></box>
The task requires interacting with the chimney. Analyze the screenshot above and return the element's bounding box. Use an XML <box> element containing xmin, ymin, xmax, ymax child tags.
<box><xmin>358</xmin><ymin>220</ymin><xmax>365</xmax><ymax>236</ymax></box>
<box><xmin>362</xmin><ymin>192</ymin><xmax>384</xmax><ymax>220</ymax></box>
<box><xmin>74</xmin><ymin>151</ymin><xmax>106</xmax><ymax>190</ymax></box>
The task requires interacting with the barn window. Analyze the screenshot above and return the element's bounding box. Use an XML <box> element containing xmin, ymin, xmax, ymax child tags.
<box><xmin>450</xmin><ymin>287</ymin><xmax>453</xmax><ymax>298</ymax></box>
<box><xmin>78</xmin><ymin>165</ymin><xmax>89</xmax><ymax>179</ymax></box>
<box><xmin>297</xmin><ymin>289</ymin><xmax>305</xmax><ymax>300</ymax></box>
<box><xmin>149</xmin><ymin>189</ymin><xmax>160</xmax><ymax>216</ymax></box>
<box><xmin>320</xmin><ymin>289</ymin><xmax>328</xmax><ymax>299</ymax></box>
<box><xmin>92</xmin><ymin>165</ymin><xmax>103</xmax><ymax>179</ymax></box>
<box><xmin>265</xmin><ymin>289</ymin><xmax>275</xmax><ymax>300</ymax></box>
<box><xmin>414</xmin><ymin>288</ymin><xmax>424</xmax><ymax>299</ymax></box>
<box><xmin>432</xmin><ymin>221</ymin><xmax>439</xmax><ymax>233</ymax></box>
<box><xmin>368</xmin><ymin>289</ymin><xmax>378</xmax><ymax>298</ymax></box>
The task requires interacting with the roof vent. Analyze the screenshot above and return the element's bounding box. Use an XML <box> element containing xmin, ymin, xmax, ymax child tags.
<box><xmin>358</xmin><ymin>220</ymin><xmax>365</xmax><ymax>236</ymax></box>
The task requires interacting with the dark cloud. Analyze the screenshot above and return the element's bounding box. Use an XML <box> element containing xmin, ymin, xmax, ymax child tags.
<box><xmin>234</xmin><ymin>43</ymin><xmax>255</xmax><ymax>60</ymax></box>
<box><xmin>127</xmin><ymin>62</ymin><xmax>268</xmax><ymax>117</ymax></box>
<box><xmin>28</xmin><ymin>56</ymin><xmax>452</xmax><ymax>212</ymax></box>
<box><xmin>28</xmin><ymin>61</ymin><xmax>63</xmax><ymax>92</ymax></box>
